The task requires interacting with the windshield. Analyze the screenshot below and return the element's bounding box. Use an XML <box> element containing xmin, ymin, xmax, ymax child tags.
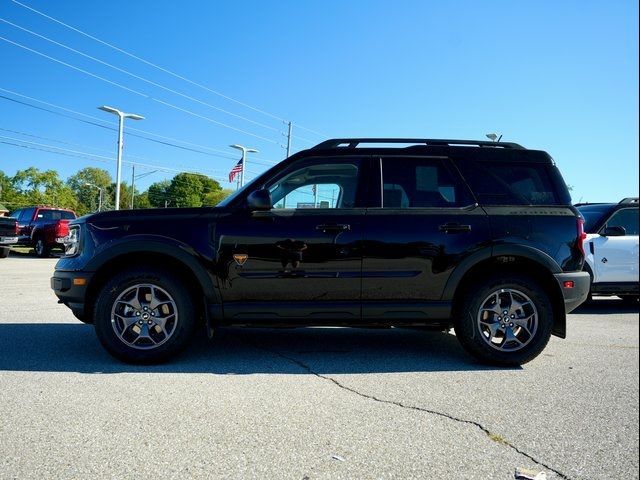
<box><xmin>577</xmin><ymin>204</ymin><xmax>614</xmax><ymax>232</ymax></box>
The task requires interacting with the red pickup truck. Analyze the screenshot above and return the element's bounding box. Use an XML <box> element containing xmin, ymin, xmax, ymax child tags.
<box><xmin>9</xmin><ymin>206</ymin><xmax>77</xmax><ymax>257</ymax></box>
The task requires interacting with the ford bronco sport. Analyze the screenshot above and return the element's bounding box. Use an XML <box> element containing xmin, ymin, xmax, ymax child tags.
<box><xmin>52</xmin><ymin>138</ymin><xmax>590</xmax><ymax>365</ymax></box>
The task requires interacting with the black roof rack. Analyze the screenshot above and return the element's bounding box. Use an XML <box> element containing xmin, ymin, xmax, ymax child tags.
<box><xmin>312</xmin><ymin>138</ymin><xmax>524</xmax><ymax>150</ymax></box>
<box><xmin>619</xmin><ymin>197</ymin><xmax>639</xmax><ymax>204</ymax></box>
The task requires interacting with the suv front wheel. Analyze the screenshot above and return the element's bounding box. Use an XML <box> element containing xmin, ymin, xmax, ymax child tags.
<box><xmin>454</xmin><ymin>274</ymin><xmax>554</xmax><ymax>366</ymax></box>
<box><xmin>93</xmin><ymin>267</ymin><xmax>197</xmax><ymax>364</ymax></box>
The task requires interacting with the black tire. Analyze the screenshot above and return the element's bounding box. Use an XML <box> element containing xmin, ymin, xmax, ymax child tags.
<box><xmin>93</xmin><ymin>267</ymin><xmax>197</xmax><ymax>364</ymax></box>
<box><xmin>454</xmin><ymin>274</ymin><xmax>554</xmax><ymax>366</ymax></box>
<box><xmin>0</xmin><ymin>247</ymin><xmax>9</xmax><ymax>258</ymax></box>
<box><xmin>34</xmin><ymin>238</ymin><xmax>50</xmax><ymax>258</ymax></box>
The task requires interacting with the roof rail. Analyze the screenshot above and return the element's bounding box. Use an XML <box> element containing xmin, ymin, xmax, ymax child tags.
<box><xmin>312</xmin><ymin>138</ymin><xmax>524</xmax><ymax>150</ymax></box>
<box><xmin>619</xmin><ymin>197</ymin><xmax>639</xmax><ymax>204</ymax></box>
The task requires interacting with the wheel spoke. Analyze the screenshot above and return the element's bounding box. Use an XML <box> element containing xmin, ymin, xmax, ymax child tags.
<box><xmin>512</xmin><ymin>314</ymin><xmax>534</xmax><ymax>336</ymax></box>
<box><xmin>502</xmin><ymin>327</ymin><xmax>523</xmax><ymax>347</ymax></box>
<box><xmin>481</xmin><ymin>320</ymin><xmax>503</xmax><ymax>339</ymax></box>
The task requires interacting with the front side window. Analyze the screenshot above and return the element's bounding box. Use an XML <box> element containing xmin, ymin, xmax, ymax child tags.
<box><xmin>381</xmin><ymin>157</ymin><xmax>472</xmax><ymax>208</ymax></box>
<box><xmin>268</xmin><ymin>160</ymin><xmax>360</xmax><ymax>209</ymax></box>
<box><xmin>603</xmin><ymin>208</ymin><xmax>639</xmax><ymax>236</ymax></box>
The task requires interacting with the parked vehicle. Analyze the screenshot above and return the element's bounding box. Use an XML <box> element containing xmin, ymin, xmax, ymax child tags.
<box><xmin>0</xmin><ymin>216</ymin><xmax>18</xmax><ymax>258</ymax></box>
<box><xmin>576</xmin><ymin>198</ymin><xmax>639</xmax><ymax>303</ymax></box>
<box><xmin>9</xmin><ymin>206</ymin><xmax>76</xmax><ymax>257</ymax></box>
<box><xmin>52</xmin><ymin>138</ymin><xmax>589</xmax><ymax>365</ymax></box>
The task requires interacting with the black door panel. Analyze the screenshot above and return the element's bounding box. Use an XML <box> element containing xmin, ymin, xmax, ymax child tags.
<box><xmin>215</xmin><ymin>209</ymin><xmax>364</xmax><ymax>321</ymax></box>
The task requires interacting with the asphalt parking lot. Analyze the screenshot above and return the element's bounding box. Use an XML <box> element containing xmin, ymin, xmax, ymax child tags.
<box><xmin>0</xmin><ymin>254</ymin><xmax>638</xmax><ymax>480</ymax></box>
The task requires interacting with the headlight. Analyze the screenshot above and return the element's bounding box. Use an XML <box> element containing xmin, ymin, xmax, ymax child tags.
<box><xmin>63</xmin><ymin>226</ymin><xmax>81</xmax><ymax>256</ymax></box>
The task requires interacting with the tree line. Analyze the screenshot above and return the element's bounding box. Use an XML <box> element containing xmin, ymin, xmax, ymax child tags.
<box><xmin>0</xmin><ymin>166</ymin><xmax>233</xmax><ymax>216</ymax></box>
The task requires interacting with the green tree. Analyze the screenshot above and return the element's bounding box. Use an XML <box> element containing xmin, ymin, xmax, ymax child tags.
<box><xmin>147</xmin><ymin>180</ymin><xmax>172</xmax><ymax>208</ymax></box>
<box><xmin>168</xmin><ymin>173</ymin><xmax>222</xmax><ymax>208</ymax></box>
<box><xmin>67</xmin><ymin>167</ymin><xmax>112</xmax><ymax>214</ymax></box>
<box><xmin>12</xmin><ymin>167</ymin><xmax>78</xmax><ymax>211</ymax></box>
<box><xmin>204</xmin><ymin>188</ymin><xmax>234</xmax><ymax>206</ymax></box>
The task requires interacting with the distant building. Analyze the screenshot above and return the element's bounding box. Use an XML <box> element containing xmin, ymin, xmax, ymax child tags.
<box><xmin>0</xmin><ymin>203</ymin><xmax>9</xmax><ymax>217</ymax></box>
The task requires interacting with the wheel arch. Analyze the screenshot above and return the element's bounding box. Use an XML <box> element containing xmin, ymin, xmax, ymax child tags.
<box><xmin>446</xmin><ymin>248</ymin><xmax>566</xmax><ymax>338</ymax></box>
<box><xmin>83</xmin><ymin>239</ymin><xmax>219</xmax><ymax>325</ymax></box>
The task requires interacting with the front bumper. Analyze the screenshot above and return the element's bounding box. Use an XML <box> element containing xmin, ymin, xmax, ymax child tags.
<box><xmin>554</xmin><ymin>271</ymin><xmax>591</xmax><ymax>313</ymax></box>
<box><xmin>51</xmin><ymin>270</ymin><xmax>93</xmax><ymax>321</ymax></box>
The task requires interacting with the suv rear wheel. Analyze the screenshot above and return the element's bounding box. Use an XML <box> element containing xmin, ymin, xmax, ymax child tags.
<box><xmin>454</xmin><ymin>274</ymin><xmax>553</xmax><ymax>366</ymax></box>
<box><xmin>93</xmin><ymin>267</ymin><xmax>197</xmax><ymax>364</ymax></box>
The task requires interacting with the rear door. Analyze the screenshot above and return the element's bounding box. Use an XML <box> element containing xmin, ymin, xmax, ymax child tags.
<box><xmin>361</xmin><ymin>155</ymin><xmax>490</xmax><ymax>321</ymax></box>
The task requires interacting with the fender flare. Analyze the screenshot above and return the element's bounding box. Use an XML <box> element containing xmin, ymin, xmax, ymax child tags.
<box><xmin>85</xmin><ymin>235</ymin><xmax>220</xmax><ymax>304</ymax></box>
<box><xmin>442</xmin><ymin>244</ymin><xmax>562</xmax><ymax>301</ymax></box>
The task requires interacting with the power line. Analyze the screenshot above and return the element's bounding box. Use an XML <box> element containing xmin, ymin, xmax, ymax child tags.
<box><xmin>0</xmin><ymin>18</ymin><xmax>282</xmax><ymax>134</ymax></box>
<box><xmin>0</xmin><ymin>88</ymin><xmax>278</xmax><ymax>165</ymax></box>
<box><xmin>9</xmin><ymin>0</ymin><xmax>329</xmax><ymax>137</ymax></box>
<box><xmin>0</xmin><ymin>35</ymin><xmax>279</xmax><ymax>144</ymax></box>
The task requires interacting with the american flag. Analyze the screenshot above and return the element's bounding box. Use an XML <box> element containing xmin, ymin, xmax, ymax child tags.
<box><xmin>228</xmin><ymin>158</ymin><xmax>243</xmax><ymax>182</ymax></box>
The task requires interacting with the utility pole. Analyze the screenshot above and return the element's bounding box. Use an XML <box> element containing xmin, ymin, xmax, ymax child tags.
<box><xmin>286</xmin><ymin>121</ymin><xmax>293</xmax><ymax>158</ymax></box>
<box><xmin>130</xmin><ymin>164</ymin><xmax>135</xmax><ymax>209</ymax></box>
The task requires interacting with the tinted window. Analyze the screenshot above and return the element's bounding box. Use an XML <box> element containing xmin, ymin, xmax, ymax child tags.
<box><xmin>604</xmin><ymin>208</ymin><xmax>639</xmax><ymax>236</ymax></box>
<box><xmin>8</xmin><ymin>209</ymin><xmax>21</xmax><ymax>219</ymax></box>
<box><xmin>381</xmin><ymin>157</ymin><xmax>472</xmax><ymax>208</ymax></box>
<box><xmin>577</xmin><ymin>205</ymin><xmax>614</xmax><ymax>232</ymax></box>
<box><xmin>19</xmin><ymin>208</ymin><xmax>35</xmax><ymax>222</ymax></box>
<box><xmin>268</xmin><ymin>160</ymin><xmax>360</xmax><ymax>209</ymax></box>
<box><xmin>458</xmin><ymin>162</ymin><xmax>560</xmax><ymax>205</ymax></box>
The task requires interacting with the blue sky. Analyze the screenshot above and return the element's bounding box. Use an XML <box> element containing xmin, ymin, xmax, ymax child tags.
<box><xmin>1</xmin><ymin>0</ymin><xmax>638</xmax><ymax>204</ymax></box>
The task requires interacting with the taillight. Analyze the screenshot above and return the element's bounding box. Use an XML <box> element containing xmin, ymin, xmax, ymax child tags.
<box><xmin>576</xmin><ymin>217</ymin><xmax>587</xmax><ymax>256</ymax></box>
<box><xmin>14</xmin><ymin>221</ymin><xmax>18</xmax><ymax>235</ymax></box>
<box><xmin>55</xmin><ymin>221</ymin><xmax>67</xmax><ymax>237</ymax></box>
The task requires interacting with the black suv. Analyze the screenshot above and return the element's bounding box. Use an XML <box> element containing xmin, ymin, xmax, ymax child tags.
<box><xmin>52</xmin><ymin>138</ymin><xmax>590</xmax><ymax>365</ymax></box>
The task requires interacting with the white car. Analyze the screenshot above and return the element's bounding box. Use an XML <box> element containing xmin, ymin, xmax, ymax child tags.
<box><xmin>577</xmin><ymin>198</ymin><xmax>639</xmax><ymax>303</ymax></box>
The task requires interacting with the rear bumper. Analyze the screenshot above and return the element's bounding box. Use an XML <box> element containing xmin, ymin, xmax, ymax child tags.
<box><xmin>554</xmin><ymin>271</ymin><xmax>591</xmax><ymax>313</ymax></box>
<box><xmin>0</xmin><ymin>236</ymin><xmax>18</xmax><ymax>245</ymax></box>
<box><xmin>51</xmin><ymin>270</ymin><xmax>93</xmax><ymax>321</ymax></box>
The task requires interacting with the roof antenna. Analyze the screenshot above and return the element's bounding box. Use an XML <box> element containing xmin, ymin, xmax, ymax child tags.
<box><xmin>485</xmin><ymin>133</ymin><xmax>502</xmax><ymax>142</ymax></box>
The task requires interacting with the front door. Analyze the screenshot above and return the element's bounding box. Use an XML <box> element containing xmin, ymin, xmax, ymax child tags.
<box><xmin>215</xmin><ymin>156</ymin><xmax>367</xmax><ymax>323</ymax></box>
<box><xmin>592</xmin><ymin>207</ymin><xmax>639</xmax><ymax>283</ymax></box>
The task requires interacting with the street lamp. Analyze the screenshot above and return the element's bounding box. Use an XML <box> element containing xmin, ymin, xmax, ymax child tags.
<box><xmin>229</xmin><ymin>144</ymin><xmax>259</xmax><ymax>188</ymax></box>
<box><xmin>98</xmin><ymin>105</ymin><xmax>144</xmax><ymax>210</ymax></box>
<box><xmin>84</xmin><ymin>183</ymin><xmax>104</xmax><ymax>212</ymax></box>
<box><xmin>486</xmin><ymin>133</ymin><xmax>502</xmax><ymax>142</ymax></box>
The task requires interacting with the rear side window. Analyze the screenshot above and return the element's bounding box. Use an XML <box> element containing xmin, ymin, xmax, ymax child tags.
<box><xmin>458</xmin><ymin>162</ymin><xmax>560</xmax><ymax>205</ymax></box>
<box><xmin>381</xmin><ymin>157</ymin><xmax>473</xmax><ymax>208</ymax></box>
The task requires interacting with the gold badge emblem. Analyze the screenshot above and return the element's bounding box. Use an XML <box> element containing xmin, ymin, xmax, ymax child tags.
<box><xmin>233</xmin><ymin>254</ymin><xmax>248</xmax><ymax>266</ymax></box>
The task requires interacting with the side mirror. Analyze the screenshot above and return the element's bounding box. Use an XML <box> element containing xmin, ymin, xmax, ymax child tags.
<box><xmin>246</xmin><ymin>189</ymin><xmax>272</xmax><ymax>211</ymax></box>
<box><xmin>601</xmin><ymin>226</ymin><xmax>626</xmax><ymax>237</ymax></box>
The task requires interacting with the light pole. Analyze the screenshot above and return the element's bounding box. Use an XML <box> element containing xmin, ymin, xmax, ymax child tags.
<box><xmin>486</xmin><ymin>133</ymin><xmax>502</xmax><ymax>142</ymax></box>
<box><xmin>98</xmin><ymin>105</ymin><xmax>144</xmax><ymax>210</ymax></box>
<box><xmin>84</xmin><ymin>183</ymin><xmax>104</xmax><ymax>212</ymax></box>
<box><xmin>229</xmin><ymin>144</ymin><xmax>259</xmax><ymax>188</ymax></box>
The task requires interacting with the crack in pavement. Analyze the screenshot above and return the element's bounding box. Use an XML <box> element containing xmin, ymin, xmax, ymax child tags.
<box><xmin>241</xmin><ymin>336</ymin><xmax>572</xmax><ymax>480</ymax></box>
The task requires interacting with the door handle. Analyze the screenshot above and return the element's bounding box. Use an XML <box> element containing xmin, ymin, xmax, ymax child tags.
<box><xmin>439</xmin><ymin>223</ymin><xmax>471</xmax><ymax>233</ymax></box>
<box><xmin>315</xmin><ymin>224</ymin><xmax>350</xmax><ymax>232</ymax></box>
